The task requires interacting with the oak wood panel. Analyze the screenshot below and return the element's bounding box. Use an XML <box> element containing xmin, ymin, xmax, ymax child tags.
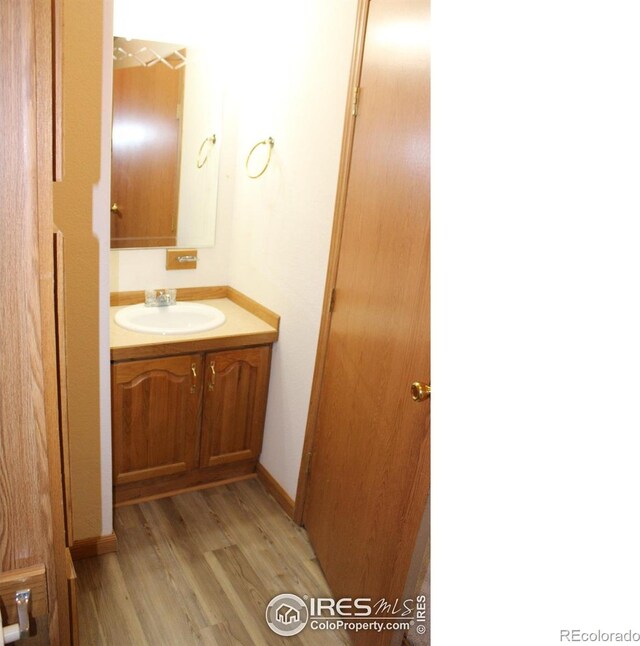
<box><xmin>111</xmin><ymin>62</ymin><xmax>183</xmax><ymax>248</ymax></box>
<box><xmin>1</xmin><ymin>0</ymin><xmax>71</xmax><ymax>642</ymax></box>
<box><xmin>200</xmin><ymin>347</ymin><xmax>271</xmax><ymax>468</ymax></box>
<box><xmin>301</xmin><ymin>1</ymin><xmax>430</xmax><ymax>645</ymax></box>
<box><xmin>75</xmin><ymin>479</ymin><xmax>350</xmax><ymax>645</ymax></box>
<box><xmin>112</xmin><ymin>354</ymin><xmax>203</xmax><ymax>485</ymax></box>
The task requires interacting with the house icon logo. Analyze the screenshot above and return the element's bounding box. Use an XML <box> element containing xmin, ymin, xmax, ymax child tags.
<box><xmin>265</xmin><ymin>593</ymin><xmax>309</xmax><ymax>636</ymax></box>
<box><xmin>276</xmin><ymin>603</ymin><xmax>300</xmax><ymax>625</ymax></box>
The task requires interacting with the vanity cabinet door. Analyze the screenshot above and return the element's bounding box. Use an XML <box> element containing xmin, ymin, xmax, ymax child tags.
<box><xmin>200</xmin><ymin>346</ymin><xmax>271</xmax><ymax>467</ymax></box>
<box><xmin>112</xmin><ymin>354</ymin><xmax>203</xmax><ymax>484</ymax></box>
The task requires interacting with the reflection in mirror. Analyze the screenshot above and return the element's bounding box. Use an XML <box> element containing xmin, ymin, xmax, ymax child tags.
<box><xmin>110</xmin><ymin>37</ymin><xmax>221</xmax><ymax>249</ymax></box>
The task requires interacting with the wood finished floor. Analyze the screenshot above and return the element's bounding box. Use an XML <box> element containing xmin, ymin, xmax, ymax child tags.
<box><xmin>74</xmin><ymin>478</ymin><xmax>351</xmax><ymax>645</ymax></box>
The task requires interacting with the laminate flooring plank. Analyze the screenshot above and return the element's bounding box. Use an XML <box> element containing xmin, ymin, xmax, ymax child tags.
<box><xmin>199</xmin><ymin>622</ymin><xmax>251</xmax><ymax>645</ymax></box>
<box><xmin>237</xmin><ymin>479</ymin><xmax>316</xmax><ymax>558</ymax></box>
<box><xmin>75</xmin><ymin>481</ymin><xmax>351</xmax><ymax>645</ymax></box>
<box><xmin>201</xmin><ymin>489</ymin><xmax>290</xmax><ymax>587</ymax></box>
<box><xmin>137</xmin><ymin>500</ymin><xmax>214</xmax><ymax>631</ymax></box>
<box><xmin>75</xmin><ymin>564</ymin><xmax>110</xmax><ymax>646</ymax></box>
<box><xmin>77</xmin><ymin>553</ymin><xmax>149</xmax><ymax>645</ymax></box>
<box><xmin>115</xmin><ymin>505</ymin><xmax>205</xmax><ymax>644</ymax></box>
<box><xmin>139</xmin><ymin>498</ymin><xmax>253</xmax><ymax>642</ymax></box>
<box><xmin>204</xmin><ymin>549</ymin><xmax>284</xmax><ymax>646</ymax></box>
<box><xmin>170</xmin><ymin>490</ymin><xmax>234</xmax><ymax>552</ymax></box>
<box><xmin>206</xmin><ymin>485</ymin><xmax>333</xmax><ymax>598</ymax></box>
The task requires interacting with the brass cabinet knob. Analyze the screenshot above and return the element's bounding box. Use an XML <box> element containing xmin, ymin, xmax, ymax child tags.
<box><xmin>111</xmin><ymin>203</ymin><xmax>120</xmax><ymax>213</ymax></box>
<box><xmin>411</xmin><ymin>381</ymin><xmax>431</xmax><ymax>402</ymax></box>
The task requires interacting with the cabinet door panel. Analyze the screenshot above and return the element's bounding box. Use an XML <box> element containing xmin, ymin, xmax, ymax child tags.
<box><xmin>112</xmin><ymin>354</ymin><xmax>202</xmax><ymax>484</ymax></box>
<box><xmin>200</xmin><ymin>347</ymin><xmax>271</xmax><ymax>467</ymax></box>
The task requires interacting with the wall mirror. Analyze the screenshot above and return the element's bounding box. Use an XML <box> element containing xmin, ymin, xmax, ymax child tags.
<box><xmin>110</xmin><ymin>7</ymin><xmax>222</xmax><ymax>249</ymax></box>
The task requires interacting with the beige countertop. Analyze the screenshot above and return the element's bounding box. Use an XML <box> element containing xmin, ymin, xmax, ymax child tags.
<box><xmin>110</xmin><ymin>297</ymin><xmax>278</xmax><ymax>361</ymax></box>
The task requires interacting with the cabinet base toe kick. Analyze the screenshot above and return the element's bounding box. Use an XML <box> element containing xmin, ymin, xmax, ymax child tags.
<box><xmin>114</xmin><ymin>458</ymin><xmax>259</xmax><ymax>506</ymax></box>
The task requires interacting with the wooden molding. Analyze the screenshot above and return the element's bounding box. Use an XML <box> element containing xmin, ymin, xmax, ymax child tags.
<box><xmin>110</xmin><ymin>285</ymin><xmax>227</xmax><ymax>306</ymax></box>
<box><xmin>114</xmin><ymin>460</ymin><xmax>258</xmax><ymax>506</ymax></box>
<box><xmin>115</xmin><ymin>473</ymin><xmax>258</xmax><ymax>508</ymax></box>
<box><xmin>110</xmin><ymin>334</ymin><xmax>278</xmax><ymax>362</ymax></box>
<box><xmin>70</xmin><ymin>533</ymin><xmax>118</xmax><ymax>561</ymax></box>
<box><xmin>256</xmin><ymin>462</ymin><xmax>295</xmax><ymax>519</ymax></box>
<box><xmin>293</xmin><ymin>0</ymin><xmax>371</xmax><ymax>525</ymax></box>
<box><xmin>225</xmin><ymin>287</ymin><xmax>281</xmax><ymax>329</ymax></box>
<box><xmin>0</xmin><ymin>564</ymin><xmax>48</xmax><ymax>624</ymax></box>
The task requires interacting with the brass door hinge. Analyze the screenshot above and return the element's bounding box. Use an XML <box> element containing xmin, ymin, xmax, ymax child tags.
<box><xmin>351</xmin><ymin>86</ymin><xmax>360</xmax><ymax>117</ymax></box>
<box><xmin>329</xmin><ymin>287</ymin><xmax>337</xmax><ymax>313</ymax></box>
<box><xmin>305</xmin><ymin>452</ymin><xmax>313</xmax><ymax>477</ymax></box>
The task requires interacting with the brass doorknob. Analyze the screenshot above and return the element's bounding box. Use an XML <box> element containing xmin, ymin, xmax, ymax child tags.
<box><xmin>411</xmin><ymin>381</ymin><xmax>431</xmax><ymax>402</ymax></box>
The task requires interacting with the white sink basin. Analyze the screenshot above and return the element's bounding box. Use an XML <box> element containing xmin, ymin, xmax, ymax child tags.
<box><xmin>114</xmin><ymin>302</ymin><xmax>226</xmax><ymax>335</ymax></box>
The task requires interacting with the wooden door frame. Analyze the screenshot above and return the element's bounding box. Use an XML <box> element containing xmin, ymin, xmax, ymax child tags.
<box><xmin>293</xmin><ymin>0</ymin><xmax>371</xmax><ymax>524</ymax></box>
<box><xmin>35</xmin><ymin>1</ymin><xmax>73</xmax><ymax>641</ymax></box>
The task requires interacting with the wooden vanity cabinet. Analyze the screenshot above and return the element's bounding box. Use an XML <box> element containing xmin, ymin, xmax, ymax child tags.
<box><xmin>111</xmin><ymin>345</ymin><xmax>272</xmax><ymax>502</ymax></box>
<box><xmin>200</xmin><ymin>346</ymin><xmax>271</xmax><ymax>467</ymax></box>
<box><xmin>111</xmin><ymin>354</ymin><xmax>203</xmax><ymax>485</ymax></box>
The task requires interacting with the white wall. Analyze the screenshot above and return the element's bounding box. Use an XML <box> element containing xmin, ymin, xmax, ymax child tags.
<box><xmin>221</xmin><ymin>0</ymin><xmax>358</xmax><ymax>498</ymax></box>
<box><xmin>177</xmin><ymin>46</ymin><xmax>223</xmax><ymax>246</ymax></box>
<box><xmin>109</xmin><ymin>0</ymin><xmax>358</xmax><ymax>499</ymax></box>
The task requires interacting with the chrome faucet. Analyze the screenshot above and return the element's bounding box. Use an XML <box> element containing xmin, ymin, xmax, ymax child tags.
<box><xmin>144</xmin><ymin>288</ymin><xmax>177</xmax><ymax>307</ymax></box>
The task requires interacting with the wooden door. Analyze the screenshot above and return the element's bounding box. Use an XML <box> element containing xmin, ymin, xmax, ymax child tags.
<box><xmin>110</xmin><ymin>62</ymin><xmax>183</xmax><ymax>248</ymax></box>
<box><xmin>112</xmin><ymin>355</ymin><xmax>203</xmax><ymax>484</ymax></box>
<box><xmin>1</xmin><ymin>0</ymin><xmax>72</xmax><ymax>641</ymax></box>
<box><xmin>200</xmin><ymin>347</ymin><xmax>271</xmax><ymax>467</ymax></box>
<box><xmin>302</xmin><ymin>0</ymin><xmax>430</xmax><ymax>641</ymax></box>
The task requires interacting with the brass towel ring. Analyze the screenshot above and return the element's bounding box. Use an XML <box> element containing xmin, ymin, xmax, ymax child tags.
<box><xmin>245</xmin><ymin>137</ymin><xmax>274</xmax><ymax>179</ymax></box>
<box><xmin>196</xmin><ymin>134</ymin><xmax>217</xmax><ymax>169</ymax></box>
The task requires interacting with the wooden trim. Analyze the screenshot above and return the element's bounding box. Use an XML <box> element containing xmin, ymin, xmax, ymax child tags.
<box><xmin>54</xmin><ymin>231</ymin><xmax>74</xmax><ymax>547</ymax></box>
<box><xmin>34</xmin><ymin>0</ymin><xmax>72</xmax><ymax>641</ymax></box>
<box><xmin>115</xmin><ymin>473</ymin><xmax>257</xmax><ymax>508</ymax></box>
<box><xmin>0</xmin><ymin>564</ymin><xmax>48</xmax><ymax>624</ymax></box>
<box><xmin>226</xmin><ymin>286</ymin><xmax>281</xmax><ymax>329</ymax></box>
<box><xmin>110</xmin><ymin>285</ymin><xmax>227</xmax><ymax>306</ymax></box>
<box><xmin>70</xmin><ymin>533</ymin><xmax>118</xmax><ymax>561</ymax></box>
<box><xmin>115</xmin><ymin>462</ymin><xmax>188</xmax><ymax>485</ymax></box>
<box><xmin>66</xmin><ymin>548</ymin><xmax>80</xmax><ymax>646</ymax></box>
<box><xmin>110</xmin><ymin>286</ymin><xmax>280</xmax><ymax>330</ymax></box>
<box><xmin>256</xmin><ymin>462</ymin><xmax>295</xmax><ymax>519</ymax></box>
<box><xmin>293</xmin><ymin>0</ymin><xmax>371</xmax><ymax>525</ymax></box>
<box><xmin>52</xmin><ymin>0</ymin><xmax>63</xmax><ymax>180</ymax></box>
<box><xmin>110</xmin><ymin>335</ymin><xmax>278</xmax><ymax>362</ymax></box>
<box><xmin>114</xmin><ymin>458</ymin><xmax>258</xmax><ymax>505</ymax></box>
